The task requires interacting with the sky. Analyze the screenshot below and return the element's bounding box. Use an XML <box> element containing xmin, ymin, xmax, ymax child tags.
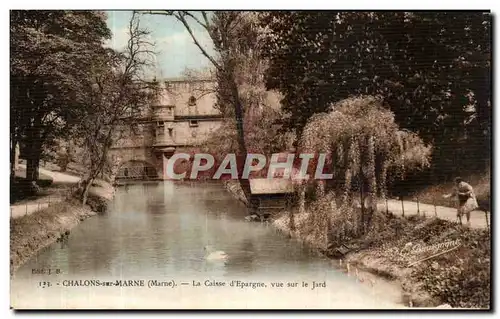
<box><xmin>105</xmin><ymin>11</ymin><xmax>214</xmax><ymax>78</ymax></box>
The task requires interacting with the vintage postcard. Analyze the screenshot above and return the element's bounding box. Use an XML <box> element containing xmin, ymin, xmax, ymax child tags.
<box><xmin>9</xmin><ymin>10</ymin><xmax>491</xmax><ymax>310</ymax></box>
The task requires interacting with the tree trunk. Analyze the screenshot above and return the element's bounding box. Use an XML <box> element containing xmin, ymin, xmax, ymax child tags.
<box><xmin>342</xmin><ymin>139</ymin><xmax>355</xmax><ymax>234</ymax></box>
<box><xmin>25</xmin><ymin>117</ymin><xmax>42</xmax><ymax>182</ymax></box>
<box><xmin>326</xmin><ymin>190</ymin><xmax>337</xmax><ymax>251</ymax></box>
<box><xmin>316</xmin><ymin>180</ymin><xmax>325</xmax><ymax>197</ymax></box>
<box><xmin>26</xmin><ymin>157</ymin><xmax>39</xmax><ymax>182</ymax></box>
<box><xmin>298</xmin><ymin>184</ymin><xmax>306</xmax><ymax>215</ymax></box>
<box><xmin>34</xmin><ymin>153</ymin><xmax>40</xmax><ymax>180</ymax></box>
<box><xmin>379</xmin><ymin>160</ymin><xmax>389</xmax><ymax>200</ymax></box>
<box><xmin>10</xmin><ymin>134</ymin><xmax>18</xmax><ymax>178</ymax></box>
<box><xmin>365</xmin><ymin>135</ymin><xmax>377</xmax><ymax>231</ymax></box>
<box><xmin>359</xmin><ymin>164</ymin><xmax>364</xmax><ymax>236</ymax></box>
<box><xmin>358</xmin><ymin>138</ymin><xmax>366</xmax><ymax>235</ymax></box>
<box><xmin>81</xmin><ymin>128</ymin><xmax>113</xmax><ymax>205</ymax></box>
<box><xmin>25</xmin><ymin>130</ymin><xmax>34</xmax><ymax>181</ymax></box>
<box><xmin>471</xmin><ymin>68</ymin><xmax>491</xmax><ymax>171</ymax></box>
<box><xmin>26</xmin><ymin>158</ymin><xmax>34</xmax><ymax>181</ymax></box>
<box><xmin>230</xmin><ymin>79</ymin><xmax>251</xmax><ymax>202</ymax></box>
<box><xmin>341</xmin><ymin>139</ymin><xmax>353</xmax><ymax>204</ymax></box>
<box><xmin>81</xmin><ymin>178</ymin><xmax>93</xmax><ymax>206</ymax></box>
<box><xmin>289</xmin><ymin>208</ymin><xmax>296</xmax><ymax>234</ymax></box>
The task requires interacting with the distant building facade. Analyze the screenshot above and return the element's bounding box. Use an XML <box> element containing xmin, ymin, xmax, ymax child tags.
<box><xmin>110</xmin><ymin>77</ymin><xmax>223</xmax><ymax>180</ymax></box>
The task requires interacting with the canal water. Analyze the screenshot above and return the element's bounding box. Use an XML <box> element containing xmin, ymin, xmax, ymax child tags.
<box><xmin>11</xmin><ymin>181</ymin><xmax>403</xmax><ymax>309</ymax></box>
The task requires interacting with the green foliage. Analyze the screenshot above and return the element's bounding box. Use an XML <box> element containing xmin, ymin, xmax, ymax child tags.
<box><xmin>54</xmin><ymin>140</ymin><xmax>76</xmax><ymax>172</ymax></box>
<box><xmin>10</xmin><ymin>10</ymin><xmax>111</xmax><ymax>181</ymax></box>
<box><xmin>301</xmin><ymin>97</ymin><xmax>431</xmax><ymax>190</ymax></box>
<box><xmin>260</xmin><ymin>11</ymin><xmax>491</xmax><ymax>178</ymax></box>
<box><xmin>411</xmin><ymin>224</ymin><xmax>490</xmax><ymax>308</ymax></box>
<box><xmin>73</xmin><ymin>12</ymin><xmax>157</xmax><ymax>204</ymax></box>
<box><xmin>299</xmin><ymin>190</ymin><xmax>339</xmax><ymax>250</ymax></box>
<box><xmin>322</xmin><ymin>214</ymin><xmax>491</xmax><ymax>308</ymax></box>
<box><xmin>297</xmin><ymin>96</ymin><xmax>430</xmax><ymax>235</ymax></box>
<box><xmin>203</xmin><ymin>101</ymin><xmax>294</xmax><ymax>161</ymax></box>
<box><xmin>197</xmin><ymin>12</ymin><xmax>294</xmax><ymax>161</ymax></box>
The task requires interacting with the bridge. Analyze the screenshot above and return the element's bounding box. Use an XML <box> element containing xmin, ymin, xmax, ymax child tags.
<box><xmin>110</xmin><ymin>77</ymin><xmax>223</xmax><ymax>181</ymax></box>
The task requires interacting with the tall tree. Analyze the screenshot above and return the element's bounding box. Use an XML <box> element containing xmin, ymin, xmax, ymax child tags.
<box><xmin>299</xmin><ymin>96</ymin><xmax>430</xmax><ymax>241</ymax></box>
<box><xmin>75</xmin><ymin>12</ymin><xmax>156</xmax><ymax>205</ymax></box>
<box><xmin>145</xmin><ymin>11</ymin><xmax>258</xmax><ymax>200</ymax></box>
<box><xmin>195</xmin><ymin>12</ymin><xmax>293</xmax><ymax>158</ymax></box>
<box><xmin>260</xmin><ymin>11</ymin><xmax>491</xmax><ymax>177</ymax></box>
<box><xmin>10</xmin><ymin>10</ymin><xmax>111</xmax><ymax>182</ymax></box>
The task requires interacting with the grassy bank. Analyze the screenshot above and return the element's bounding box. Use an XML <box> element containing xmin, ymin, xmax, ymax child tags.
<box><xmin>223</xmin><ymin>180</ymin><xmax>490</xmax><ymax>308</ymax></box>
<box><xmin>10</xmin><ymin>200</ymin><xmax>94</xmax><ymax>274</ymax></box>
<box><xmin>10</xmin><ymin>187</ymin><xmax>113</xmax><ymax>275</ymax></box>
<box><xmin>272</xmin><ymin>210</ymin><xmax>490</xmax><ymax>308</ymax></box>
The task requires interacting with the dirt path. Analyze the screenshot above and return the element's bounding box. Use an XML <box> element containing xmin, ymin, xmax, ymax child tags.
<box><xmin>11</xmin><ymin>165</ymin><xmax>115</xmax><ymax>219</ymax></box>
<box><xmin>377</xmin><ymin>199</ymin><xmax>490</xmax><ymax>229</ymax></box>
<box><xmin>16</xmin><ymin>164</ymin><xmax>82</xmax><ymax>184</ymax></box>
<box><xmin>10</xmin><ymin>165</ymin><xmax>81</xmax><ymax>219</ymax></box>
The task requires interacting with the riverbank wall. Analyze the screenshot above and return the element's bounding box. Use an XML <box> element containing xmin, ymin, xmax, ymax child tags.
<box><xmin>10</xmin><ymin>185</ymin><xmax>114</xmax><ymax>275</ymax></box>
<box><xmin>223</xmin><ymin>180</ymin><xmax>490</xmax><ymax>309</ymax></box>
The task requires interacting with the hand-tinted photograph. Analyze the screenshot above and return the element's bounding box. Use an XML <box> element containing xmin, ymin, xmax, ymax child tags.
<box><xmin>9</xmin><ymin>10</ymin><xmax>491</xmax><ymax>310</ymax></box>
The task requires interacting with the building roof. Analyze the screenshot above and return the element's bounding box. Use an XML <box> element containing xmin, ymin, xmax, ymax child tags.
<box><xmin>249</xmin><ymin>179</ymin><xmax>294</xmax><ymax>195</ymax></box>
<box><xmin>163</xmin><ymin>76</ymin><xmax>214</xmax><ymax>82</ymax></box>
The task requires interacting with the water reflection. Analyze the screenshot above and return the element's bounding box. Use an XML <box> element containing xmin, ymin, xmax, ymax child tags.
<box><xmin>11</xmin><ymin>181</ymin><xmax>402</xmax><ymax>308</ymax></box>
<box><xmin>224</xmin><ymin>239</ymin><xmax>256</xmax><ymax>275</ymax></box>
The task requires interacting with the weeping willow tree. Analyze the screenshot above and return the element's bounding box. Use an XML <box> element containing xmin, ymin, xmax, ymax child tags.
<box><xmin>295</xmin><ymin>96</ymin><xmax>431</xmax><ymax>248</ymax></box>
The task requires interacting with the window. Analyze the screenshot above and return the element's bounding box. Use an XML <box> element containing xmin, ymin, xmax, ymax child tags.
<box><xmin>157</xmin><ymin>121</ymin><xmax>164</xmax><ymax>128</ymax></box>
<box><xmin>188</xmin><ymin>96</ymin><xmax>197</xmax><ymax>106</ymax></box>
<box><xmin>168</xmin><ymin>128</ymin><xmax>174</xmax><ymax>137</ymax></box>
<box><xmin>156</xmin><ymin>127</ymin><xmax>164</xmax><ymax>137</ymax></box>
<box><xmin>189</xmin><ymin>120</ymin><xmax>199</xmax><ymax>127</ymax></box>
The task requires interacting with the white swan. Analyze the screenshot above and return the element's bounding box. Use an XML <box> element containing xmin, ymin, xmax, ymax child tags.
<box><xmin>204</xmin><ymin>245</ymin><xmax>228</xmax><ymax>261</ymax></box>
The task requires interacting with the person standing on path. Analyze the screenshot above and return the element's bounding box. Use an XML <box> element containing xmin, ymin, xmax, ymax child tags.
<box><xmin>443</xmin><ymin>177</ymin><xmax>478</xmax><ymax>226</ymax></box>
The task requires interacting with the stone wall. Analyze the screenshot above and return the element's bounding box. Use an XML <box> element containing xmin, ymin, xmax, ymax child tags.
<box><xmin>110</xmin><ymin>77</ymin><xmax>223</xmax><ymax>180</ymax></box>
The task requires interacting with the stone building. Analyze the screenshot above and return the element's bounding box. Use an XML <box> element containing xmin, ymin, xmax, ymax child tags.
<box><xmin>110</xmin><ymin>77</ymin><xmax>223</xmax><ymax>180</ymax></box>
